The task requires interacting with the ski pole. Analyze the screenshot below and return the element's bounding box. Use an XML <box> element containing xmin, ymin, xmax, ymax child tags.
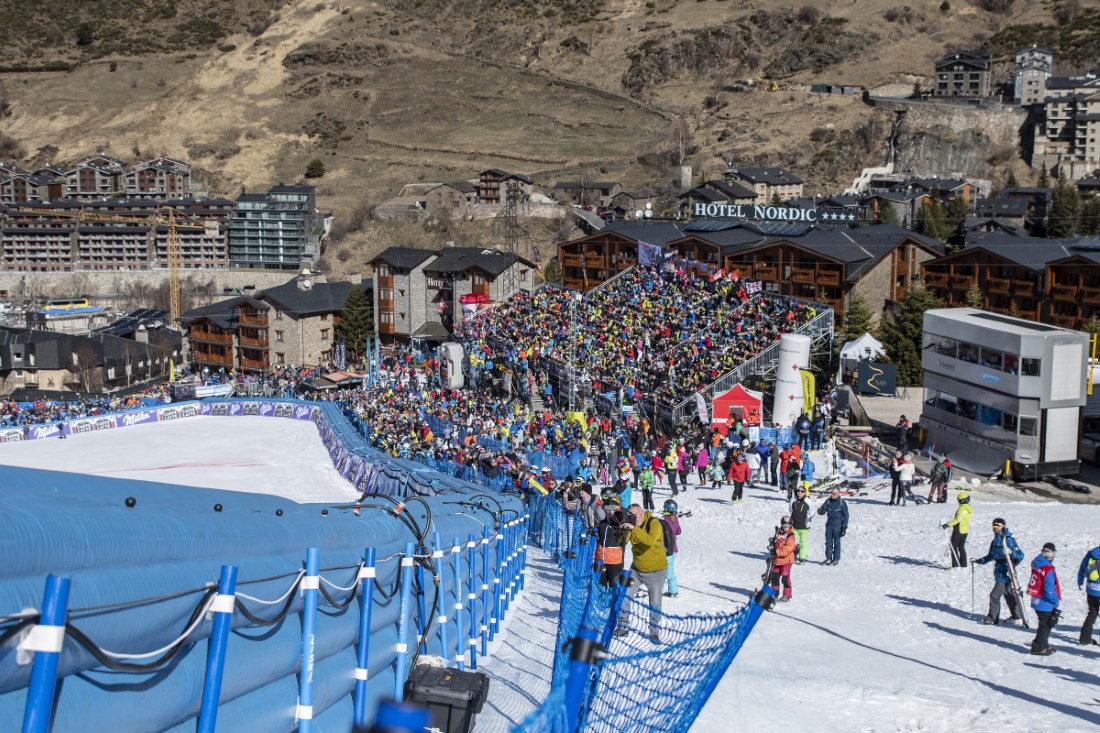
<box><xmin>1004</xmin><ymin>549</ymin><xmax>1031</xmax><ymax>629</ymax></box>
<box><xmin>970</xmin><ymin>562</ymin><xmax>975</xmax><ymax>616</ymax></box>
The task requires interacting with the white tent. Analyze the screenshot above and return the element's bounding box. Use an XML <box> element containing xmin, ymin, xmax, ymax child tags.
<box><xmin>840</xmin><ymin>332</ymin><xmax>885</xmax><ymax>362</ymax></box>
<box><xmin>837</xmin><ymin>332</ymin><xmax>885</xmax><ymax>382</ymax></box>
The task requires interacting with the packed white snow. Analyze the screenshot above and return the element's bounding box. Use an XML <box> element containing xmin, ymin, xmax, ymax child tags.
<box><xmin>0</xmin><ymin>416</ymin><xmax>358</xmax><ymax>502</ymax></box>
<box><xmin>479</xmin><ymin>475</ymin><xmax>1100</xmax><ymax>733</ymax></box>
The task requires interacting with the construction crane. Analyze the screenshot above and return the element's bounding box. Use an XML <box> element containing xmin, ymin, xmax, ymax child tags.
<box><xmin>11</xmin><ymin>205</ymin><xmax>208</xmax><ymax>325</ymax></box>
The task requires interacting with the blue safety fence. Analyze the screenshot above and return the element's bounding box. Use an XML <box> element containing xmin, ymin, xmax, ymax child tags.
<box><xmin>520</xmin><ymin>497</ymin><xmax>773</xmax><ymax>733</ymax></box>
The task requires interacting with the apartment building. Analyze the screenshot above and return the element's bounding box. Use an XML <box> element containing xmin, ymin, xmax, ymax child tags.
<box><xmin>228</xmin><ymin>184</ymin><xmax>321</xmax><ymax>270</ymax></box>
<box><xmin>1014</xmin><ymin>46</ymin><xmax>1053</xmax><ymax>107</ymax></box>
<box><xmin>1032</xmin><ymin>69</ymin><xmax>1100</xmax><ymax>180</ymax></box>
<box><xmin>934</xmin><ymin>51</ymin><xmax>992</xmax><ymax>99</ymax></box>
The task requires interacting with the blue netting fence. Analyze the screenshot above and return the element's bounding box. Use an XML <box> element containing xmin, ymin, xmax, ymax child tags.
<box><xmin>521</xmin><ymin>497</ymin><xmax>772</xmax><ymax>733</ymax></box>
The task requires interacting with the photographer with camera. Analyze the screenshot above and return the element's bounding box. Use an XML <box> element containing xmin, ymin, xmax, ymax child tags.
<box><xmin>616</xmin><ymin>504</ymin><xmax>669</xmax><ymax>643</ymax></box>
<box><xmin>595</xmin><ymin>496</ymin><xmax>626</xmax><ymax>587</ymax></box>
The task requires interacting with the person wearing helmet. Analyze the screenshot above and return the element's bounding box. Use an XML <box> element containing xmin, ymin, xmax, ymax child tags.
<box><xmin>662</xmin><ymin>499</ymin><xmax>683</xmax><ymax>599</ymax></box>
<box><xmin>769</xmin><ymin>517</ymin><xmax>797</xmax><ymax>601</ymax></box>
<box><xmin>941</xmin><ymin>492</ymin><xmax>972</xmax><ymax>568</ymax></box>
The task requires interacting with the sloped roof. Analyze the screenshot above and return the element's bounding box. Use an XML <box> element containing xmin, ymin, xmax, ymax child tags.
<box><xmin>422</xmin><ymin>247</ymin><xmax>533</xmax><ymax>277</ymax></box>
<box><xmin>370</xmin><ymin>246</ymin><xmax>436</xmax><ymax>270</ymax></box>
<box><xmin>601</xmin><ymin>220</ymin><xmax>690</xmax><ymax>246</ymax></box>
<box><xmin>731</xmin><ymin>167</ymin><xmax>803</xmax><ymax>186</ymax></box>
<box><xmin>179</xmin><ymin>296</ymin><xmax>269</xmax><ymax>329</ymax></box>
<box><xmin>258</xmin><ymin>278</ymin><xmax>370</xmax><ymax>317</ymax></box>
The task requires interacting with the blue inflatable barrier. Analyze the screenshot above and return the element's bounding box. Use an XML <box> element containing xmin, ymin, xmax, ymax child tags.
<box><xmin>0</xmin><ymin>398</ymin><xmax>528</xmax><ymax>731</ymax></box>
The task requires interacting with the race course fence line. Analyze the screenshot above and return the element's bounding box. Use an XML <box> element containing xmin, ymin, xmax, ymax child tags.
<box><xmin>518</xmin><ymin>495</ymin><xmax>774</xmax><ymax>732</ymax></box>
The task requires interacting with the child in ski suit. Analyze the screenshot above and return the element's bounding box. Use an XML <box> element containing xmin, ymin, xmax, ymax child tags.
<box><xmin>1027</xmin><ymin>543</ymin><xmax>1061</xmax><ymax>655</ymax></box>
<box><xmin>769</xmin><ymin>518</ymin><xmax>797</xmax><ymax>601</ymax></box>
<box><xmin>974</xmin><ymin>518</ymin><xmax>1025</xmax><ymax>625</ymax></box>
<box><xmin>662</xmin><ymin>499</ymin><xmax>682</xmax><ymax>598</ymax></box>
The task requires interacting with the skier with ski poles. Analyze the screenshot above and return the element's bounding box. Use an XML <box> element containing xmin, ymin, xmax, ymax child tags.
<box><xmin>1026</xmin><ymin>542</ymin><xmax>1061</xmax><ymax>655</ymax></box>
<box><xmin>973</xmin><ymin>517</ymin><xmax>1027</xmax><ymax>626</ymax></box>
<box><xmin>940</xmin><ymin>492</ymin><xmax>971</xmax><ymax>568</ymax></box>
<box><xmin>1077</xmin><ymin>542</ymin><xmax>1100</xmax><ymax>646</ymax></box>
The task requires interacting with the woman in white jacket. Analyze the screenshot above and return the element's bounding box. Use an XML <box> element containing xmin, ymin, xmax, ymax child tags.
<box><xmin>897</xmin><ymin>453</ymin><xmax>917</xmax><ymax>506</ymax></box>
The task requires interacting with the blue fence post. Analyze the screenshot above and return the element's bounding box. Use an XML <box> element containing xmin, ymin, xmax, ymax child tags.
<box><xmin>600</xmin><ymin>570</ymin><xmax>633</xmax><ymax>648</ymax></box>
<box><xmin>479</xmin><ymin>526</ymin><xmax>491</xmax><ymax>657</ymax></box>
<box><xmin>297</xmin><ymin>548</ymin><xmax>320</xmax><ymax>732</ymax></box>
<box><xmin>414</xmin><ymin>560</ymin><xmax>427</xmax><ymax>650</ymax></box>
<box><xmin>508</xmin><ymin>518</ymin><xmax>520</xmax><ymax>604</ymax></box>
<box><xmin>519</xmin><ymin>510</ymin><xmax>530</xmax><ymax>592</ymax></box>
<box><xmin>20</xmin><ymin>575</ymin><xmax>71</xmax><ymax>733</ymax></box>
<box><xmin>489</xmin><ymin>521</ymin><xmax>504</xmax><ymax>640</ymax></box>
<box><xmin>352</xmin><ymin>547</ymin><xmax>377</xmax><ymax>728</ymax></box>
<box><xmin>466</xmin><ymin>533</ymin><xmax>479</xmax><ymax>671</ymax></box>
<box><xmin>393</xmin><ymin>542</ymin><xmax>417</xmax><ymax>699</ymax></box>
<box><xmin>197</xmin><ymin>564</ymin><xmax>238</xmax><ymax>733</ymax></box>
<box><xmin>451</xmin><ymin>538</ymin><xmax>466</xmax><ymax>671</ymax></box>
<box><xmin>431</xmin><ymin>533</ymin><xmax>451</xmax><ymax>666</ymax></box>
<box><xmin>563</xmin><ymin>626</ymin><xmax>601</xmax><ymax>730</ymax></box>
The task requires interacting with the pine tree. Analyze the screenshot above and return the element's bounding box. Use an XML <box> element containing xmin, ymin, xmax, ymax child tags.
<box><xmin>915</xmin><ymin>199</ymin><xmax>949</xmax><ymax>241</ymax></box>
<box><xmin>944</xmin><ymin>195</ymin><xmax>970</xmax><ymax>240</ymax></box>
<box><xmin>843</xmin><ymin>294</ymin><xmax>876</xmax><ymax>341</ymax></box>
<box><xmin>1039</xmin><ymin>166</ymin><xmax>1049</xmax><ymax>189</ymax></box>
<box><xmin>1082</xmin><ymin>314</ymin><xmax>1100</xmax><ymax>337</ymax></box>
<box><xmin>965</xmin><ymin>282</ymin><xmax>985</xmax><ymax>309</ymax></box>
<box><xmin>1005</xmin><ymin>170</ymin><xmax>1019</xmax><ymax>188</ymax></box>
<box><xmin>305</xmin><ymin>158</ymin><xmax>326</xmax><ymax>178</ymax></box>
<box><xmin>1049</xmin><ymin>170</ymin><xmax>1081</xmax><ymax>238</ymax></box>
<box><xmin>337</xmin><ymin>285</ymin><xmax>374</xmax><ymax>362</ymax></box>
<box><xmin>543</xmin><ymin>260</ymin><xmax>563</xmax><ymax>285</ymax></box>
<box><xmin>878</xmin><ymin>283</ymin><xmax>942</xmax><ymax>385</ymax></box>
<box><xmin>1081</xmin><ymin>197</ymin><xmax>1100</xmax><ymax>235</ymax></box>
<box><xmin>875</xmin><ymin>202</ymin><xmax>900</xmax><ymax>225</ymax></box>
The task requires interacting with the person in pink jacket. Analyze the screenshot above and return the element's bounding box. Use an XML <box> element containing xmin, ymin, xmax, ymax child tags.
<box><xmin>695</xmin><ymin>445</ymin><xmax>709</xmax><ymax>487</ymax></box>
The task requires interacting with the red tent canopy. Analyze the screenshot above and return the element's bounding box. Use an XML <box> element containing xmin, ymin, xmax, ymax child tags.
<box><xmin>711</xmin><ymin>384</ymin><xmax>763</xmax><ymax>434</ymax></box>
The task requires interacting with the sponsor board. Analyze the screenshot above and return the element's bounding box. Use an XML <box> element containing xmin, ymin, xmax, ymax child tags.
<box><xmin>0</xmin><ymin>428</ymin><xmax>24</xmax><ymax>442</ymax></box>
<box><xmin>227</xmin><ymin>402</ymin><xmax>243</xmax><ymax>417</ymax></box>
<box><xmin>242</xmin><ymin>402</ymin><xmax>260</xmax><ymax>416</ymax></box>
<box><xmin>116</xmin><ymin>410</ymin><xmax>158</xmax><ymax>429</ymax></box>
<box><xmin>259</xmin><ymin>402</ymin><xmax>275</xmax><ymax>417</ymax></box>
<box><xmin>293</xmin><ymin>405</ymin><xmax>316</xmax><ymax>421</ymax></box>
<box><xmin>26</xmin><ymin>424</ymin><xmax>61</xmax><ymax>440</ymax></box>
<box><xmin>274</xmin><ymin>403</ymin><xmax>294</xmax><ymax>419</ymax></box>
<box><xmin>67</xmin><ymin>416</ymin><xmax>117</xmax><ymax>435</ymax></box>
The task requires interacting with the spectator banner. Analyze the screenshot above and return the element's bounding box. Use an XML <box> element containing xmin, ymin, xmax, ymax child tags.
<box><xmin>637</xmin><ymin>241</ymin><xmax>663</xmax><ymax>266</ymax></box>
<box><xmin>695</xmin><ymin>392</ymin><xmax>709</xmax><ymax>424</ymax></box>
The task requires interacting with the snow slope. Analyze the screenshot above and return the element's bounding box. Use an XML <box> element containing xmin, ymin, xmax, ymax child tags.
<box><xmin>0</xmin><ymin>416</ymin><xmax>359</xmax><ymax>503</ymax></box>
<box><xmin>479</xmin><ymin>476</ymin><xmax>1100</xmax><ymax>733</ymax></box>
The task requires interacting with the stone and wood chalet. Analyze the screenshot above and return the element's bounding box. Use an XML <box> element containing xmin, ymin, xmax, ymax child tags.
<box><xmin>934</xmin><ymin>51</ymin><xmax>992</xmax><ymax>98</ymax></box>
<box><xmin>370</xmin><ymin>246</ymin><xmax>535</xmax><ymax>342</ymax></box>
<box><xmin>477</xmin><ymin>169</ymin><xmax>534</xmax><ymax>205</ymax></box>
<box><xmin>552</xmin><ymin>181</ymin><xmax>622</xmax><ymax>207</ymax></box>
<box><xmin>725</xmin><ymin>167</ymin><xmax>805</xmax><ymax>203</ymax></box>
<box><xmin>180</xmin><ymin>272</ymin><xmax>370</xmax><ymax>373</ymax></box>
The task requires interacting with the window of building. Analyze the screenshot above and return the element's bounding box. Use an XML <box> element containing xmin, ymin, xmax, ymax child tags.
<box><xmin>321</xmin><ymin>314</ymin><xmax>328</xmax><ymax>321</ymax></box>
<box><xmin>276</xmin><ymin>352</ymin><xmax>285</xmax><ymax>364</ymax></box>
<box><xmin>1022</xmin><ymin>358</ymin><xmax>1041</xmax><ymax>377</ymax></box>
<box><xmin>957</xmin><ymin>342</ymin><xmax>979</xmax><ymax>364</ymax></box>
<box><xmin>321</xmin><ymin>350</ymin><xmax>331</xmax><ymax>361</ymax></box>
<box><xmin>275</xmin><ymin>330</ymin><xmax>284</xmax><ymax>342</ymax></box>
<box><xmin>979</xmin><ymin>347</ymin><xmax>1003</xmax><ymax>370</ymax></box>
<box><xmin>380</xmin><ymin>312</ymin><xmax>394</xmax><ymax>324</ymax></box>
<box><xmin>321</xmin><ymin>329</ymin><xmax>329</xmax><ymax>341</ymax></box>
<box><xmin>1019</xmin><ymin>417</ymin><xmax>1038</xmax><ymax>436</ymax></box>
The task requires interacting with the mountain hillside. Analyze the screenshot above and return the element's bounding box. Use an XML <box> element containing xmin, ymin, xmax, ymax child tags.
<box><xmin>0</xmin><ymin>0</ymin><xmax>1096</xmax><ymax>268</ymax></box>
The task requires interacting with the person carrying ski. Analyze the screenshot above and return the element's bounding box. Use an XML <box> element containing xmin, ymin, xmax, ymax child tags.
<box><xmin>940</xmin><ymin>492</ymin><xmax>971</xmax><ymax>568</ymax></box>
<box><xmin>817</xmin><ymin>487</ymin><xmax>849</xmax><ymax>566</ymax></box>
<box><xmin>928</xmin><ymin>455</ymin><xmax>952</xmax><ymax>503</ymax></box>
<box><xmin>1077</xmin><ymin>542</ymin><xmax>1100</xmax><ymax>646</ymax></box>
<box><xmin>728</xmin><ymin>453</ymin><xmax>750</xmax><ymax>503</ymax></box>
<box><xmin>973</xmin><ymin>518</ymin><xmax>1026</xmax><ymax>625</ymax></box>
<box><xmin>662</xmin><ymin>499</ymin><xmax>682</xmax><ymax>599</ymax></box>
<box><xmin>789</xmin><ymin>488</ymin><xmax>813</xmax><ymax>564</ymax></box>
<box><xmin>639</xmin><ymin>465</ymin><xmax>656</xmax><ymax>512</ymax></box>
<box><xmin>769</xmin><ymin>518</ymin><xmax>797</xmax><ymax>602</ymax></box>
<box><xmin>1027</xmin><ymin>542</ymin><xmax>1061</xmax><ymax>656</ymax></box>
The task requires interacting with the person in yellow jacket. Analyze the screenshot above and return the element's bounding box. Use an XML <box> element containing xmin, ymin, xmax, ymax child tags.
<box><xmin>616</xmin><ymin>504</ymin><xmax>668</xmax><ymax>643</ymax></box>
<box><xmin>941</xmin><ymin>492</ymin><xmax>972</xmax><ymax>568</ymax></box>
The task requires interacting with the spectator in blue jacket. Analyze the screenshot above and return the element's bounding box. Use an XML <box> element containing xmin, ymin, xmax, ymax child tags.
<box><xmin>1028</xmin><ymin>543</ymin><xmax>1061</xmax><ymax>656</ymax></box>
<box><xmin>800</xmin><ymin>456</ymin><xmax>815</xmax><ymax>490</ymax></box>
<box><xmin>816</xmin><ymin>487</ymin><xmax>849</xmax><ymax>566</ymax></box>
<box><xmin>973</xmin><ymin>518</ymin><xmax>1025</xmax><ymax>625</ymax></box>
<box><xmin>1078</xmin><ymin>543</ymin><xmax>1100</xmax><ymax>646</ymax></box>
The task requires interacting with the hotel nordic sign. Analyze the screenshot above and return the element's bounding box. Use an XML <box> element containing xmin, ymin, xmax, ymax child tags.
<box><xmin>693</xmin><ymin>203</ymin><xmax>857</xmax><ymax>223</ymax></box>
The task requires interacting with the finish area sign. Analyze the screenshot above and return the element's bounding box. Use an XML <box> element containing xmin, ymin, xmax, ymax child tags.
<box><xmin>693</xmin><ymin>202</ymin><xmax>857</xmax><ymax>223</ymax></box>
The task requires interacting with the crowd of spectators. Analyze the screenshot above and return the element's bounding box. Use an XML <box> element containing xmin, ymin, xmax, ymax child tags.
<box><xmin>454</xmin><ymin>265</ymin><xmax>818</xmax><ymax>408</ymax></box>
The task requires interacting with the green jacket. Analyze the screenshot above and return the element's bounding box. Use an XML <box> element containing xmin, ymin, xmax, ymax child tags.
<box><xmin>640</xmin><ymin>469</ymin><xmax>655</xmax><ymax>490</ymax></box>
<box><xmin>946</xmin><ymin>502</ymin><xmax>971</xmax><ymax>534</ymax></box>
<box><xmin>627</xmin><ymin>513</ymin><xmax>668</xmax><ymax>573</ymax></box>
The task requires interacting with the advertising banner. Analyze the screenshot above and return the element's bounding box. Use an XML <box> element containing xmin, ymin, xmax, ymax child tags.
<box><xmin>115</xmin><ymin>409</ymin><xmax>159</xmax><ymax>429</ymax></box>
<box><xmin>292</xmin><ymin>404</ymin><xmax>316</xmax><ymax>421</ymax></box>
<box><xmin>259</xmin><ymin>402</ymin><xmax>276</xmax><ymax>417</ymax></box>
<box><xmin>0</xmin><ymin>428</ymin><xmax>25</xmax><ymax>442</ymax></box>
<box><xmin>66</xmin><ymin>415</ymin><xmax>117</xmax><ymax>436</ymax></box>
<box><xmin>25</xmin><ymin>424</ymin><xmax>62</xmax><ymax>440</ymax></box>
<box><xmin>157</xmin><ymin>403</ymin><xmax>199</xmax><ymax>421</ymax></box>
<box><xmin>800</xmin><ymin>369</ymin><xmax>817</xmax><ymax>416</ymax></box>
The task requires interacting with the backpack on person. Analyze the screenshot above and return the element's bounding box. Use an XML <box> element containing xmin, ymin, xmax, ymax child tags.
<box><xmin>646</xmin><ymin>516</ymin><xmax>676</xmax><ymax>556</ymax></box>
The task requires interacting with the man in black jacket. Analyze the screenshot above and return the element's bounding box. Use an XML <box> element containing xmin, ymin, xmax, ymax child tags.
<box><xmin>789</xmin><ymin>488</ymin><xmax>813</xmax><ymax>565</ymax></box>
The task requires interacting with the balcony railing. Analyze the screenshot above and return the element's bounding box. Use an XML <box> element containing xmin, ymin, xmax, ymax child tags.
<box><xmin>240</xmin><ymin>357</ymin><xmax>269</xmax><ymax>371</ymax></box>
<box><xmin>817</xmin><ymin>270</ymin><xmax>842</xmax><ymax>286</ymax></box>
<box><xmin>239</xmin><ymin>335</ymin><xmax>269</xmax><ymax>348</ymax></box>
<box><xmin>190</xmin><ymin>330</ymin><xmax>233</xmax><ymax>345</ymax></box>
<box><xmin>790</xmin><ymin>268</ymin><xmax>815</xmax><ymax>284</ymax></box>
<box><xmin>1082</xmin><ymin>287</ymin><xmax>1100</xmax><ymax>304</ymax></box>
<box><xmin>754</xmin><ymin>266</ymin><xmax>778</xmax><ymax>280</ymax></box>
<box><xmin>986</xmin><ymin>277</ymin><xmax>1011</xmax><ymax>295</ymax></box>
<box><xmin>1050</xmin><ymin>313</ymin><xmax>1078</xmax><ymax>328</ymax></box>
<box><xmin>1014</xmin><ymin>280</ymin><xmax>1036</xmax><ymax>297</ymax></box>
<box><xmin>1049</xmin><ymin>283</ymin><xmax>1077</xmax><ymax>301</ymax></box>
<box><xmin>923</xmin><ymin>271</ymin><xmax>949</xmax><ymax>288</ymax></box>
<box><xmin>561</xmin><ymin>253</ymin><xmax>583</xmax><ymax>267</ymax></box>
<box><xmin>950</xmin><ymin>274</ymin><xmax>974</xmax><ymax>289</ymax></box>
<box><xmin>239</xmin><ymin>313</ymin><xmax>266</xmax><ymax>327</ymax></box>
